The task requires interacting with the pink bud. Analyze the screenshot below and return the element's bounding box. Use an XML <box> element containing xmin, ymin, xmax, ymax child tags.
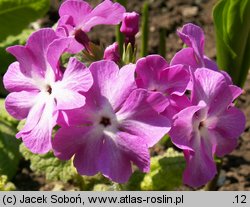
<box><xmin>120</xmin><ymin>12</ymin><xmax>139</xmax><ymax>37</ymax></box>
<box><xmin>103</xmin><ymin>42</ymin><xmax>120</xmax><ymax>63</ymax></box>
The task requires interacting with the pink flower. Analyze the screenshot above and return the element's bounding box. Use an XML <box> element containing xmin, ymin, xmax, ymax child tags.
<box><xmin>103</xmin><ymin>42</ymin><xmax>120</xmax><ymax>63</ymax></box>
<box><xmin>52</xmin><ymin>60</ymin><xmax>171</xmax><ymax>183</ymax></box>
<box><xmin>169</xmin><ymin>68</ymin><xmax>245</xmax><ymax>187</ymax></box>
<box><xmin>135</xmin><ymin>55</ymin><xmax>190</xmax><ymax>120</ymax></box>
<box><xmin>56</xmin><ymin>0</ymin><xmax>125</xmax><ymax>53</ymax></box>
<box><xmin>4</xmin><ymin>29</ymin><xmax>93</xmax><ymax>153</ymax></box>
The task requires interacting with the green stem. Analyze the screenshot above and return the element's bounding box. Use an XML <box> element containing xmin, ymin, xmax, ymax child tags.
<box><xmin>115</xmin><ymin>0</ymin><xmax>127</xmax><ymax>56</ymax></box>
<box><xmin>158</xmin><ymin>28</ymin><xmax>166</xmax><ymax>58</ymax></box>
<box><xmin>141</xmin><ymin>2</ymin><xmax>149</xmax><ymax>57</ymax></box>
<box><xmin>116</xmin><ymin>25</ymin><xmax>125</xmax><ymax>56</ymax></box>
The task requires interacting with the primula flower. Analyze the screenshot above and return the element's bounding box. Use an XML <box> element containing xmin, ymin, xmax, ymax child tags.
<box><xmin>52</xmin><ymin>60</ymin><xmax>171</xmax><ymax>183</ymax></box>
<box><xmin>56</xmin><ymin>0</ymin><xmax>125</xmax><ymax>53</ymax></box>
<box><xmin>4</xmin><ymin>29</ymin><xmax>93</xmax><ymax>154</ymax></box>
<box><xmin>103</xmin><ymin>42</ymin><xmax>120</xmax><ymax>63</ymax></box>
<box><xmin>169</xmin><ymin>68</ymin><xmax>245</xmax><ymax>187</ymax></box>
<box><xmin>135</xmin><ymin>55</ymin><xmax>190</xmax><ymax>120</ymax></box>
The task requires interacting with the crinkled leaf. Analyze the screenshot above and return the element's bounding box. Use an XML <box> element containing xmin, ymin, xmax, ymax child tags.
<box><xmin>213</xmin><ymin>0</ymin><xmax>250</xmax><ymax>86</ymax></box>
<box><xmin>79</xmin><ymin>174</ymin><xmax>111</xmax><ymax>191</ymax></box>
<box><xmin>19</xmin><ymin>143</ymin><xmax>76</xmax><ymax>182</ymax></box>
<box><xmin>141</xmin><ymin>148</ymin><xmax>185</xmax><ymax>190</ymax></box>
<box><xmin>0</xmin><ymin>175</ymin><xmax>16</xmax><ymax>191</ymax></box>
<box><xmin>93</xmin><ymin>184</ymin><xmax>112</xmax><ymax>191</ymax></box>
<box><xmin>0</xmin><ymin>100</ymin><xmax>21</xmax><ymax>179</ymax></box>
<box><xmin>126</xmin><ymin>148</ymin><xmax>185</xmax><ymax>190</ymax></box>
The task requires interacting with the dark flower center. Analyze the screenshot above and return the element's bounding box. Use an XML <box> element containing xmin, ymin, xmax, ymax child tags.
<box><xmin>46</xmin><ymin>85</ymin><xmax>52</xmax><ymax>94</ymax></box>
<box><xmin>100</xmin><ymin>117</ymin><xmax>111</xmax><ymax>127</ymax></box>
<box><xmin>198</xmin><ymin>121</ymin><xmax>204</xmax><ymax>130</ymax></box>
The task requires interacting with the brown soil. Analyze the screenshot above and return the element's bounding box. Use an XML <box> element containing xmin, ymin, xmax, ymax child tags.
<box><xmin>12</xmin><ymin>0</ymin><xmax>250</xmax><ymax>190</ymax></box>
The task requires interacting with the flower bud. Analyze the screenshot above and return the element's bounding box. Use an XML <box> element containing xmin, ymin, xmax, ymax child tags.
<box><xmin>103</xmin><ymin>42</ymin><xmax>120</xmax><ymax>63</ymax></box>
<box><xmin>120</xmin><ymin>12</ymin><xmax>139</xmax><ymax>37</ymax></box>
<box><xmin>75</xmin><ymin>29</ymin><xmax>91</xmax><ymax>52</ymax></box>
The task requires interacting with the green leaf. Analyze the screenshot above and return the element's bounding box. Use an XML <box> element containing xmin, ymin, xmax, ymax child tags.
<box><xmin>213</xmin><ymin>0</ymin><xmax>250</xmax><ymax>87</ymax></box>
<box><xmin>141</xmin><ymin>148</ymin><xmax>185</xmax><ymax>190</ymax></box>
<box><xmin>93</xmin><ymin>184</ymin><xmax>112</xmax><ymax>191</ymax></box>
<box><xmin>0</xmin><ymin>100</ymin><xmax>21</xmax><ymax>179</ymax></box>
<box><xmin>125</xmin><ymin>148</ymin><xmax>185</xmax><ymax>190</ymax></box>
<box><xmin>124</xmin><ymin>169</ymin><xmax>146</xmax><ymax>190</ymax></box>
<box><xmin>19</xmin><ymin>143</ymin><xmax>77</xmax><ymax>182</ymax></box>
<box><xmin>78</xmin><ymin>174</ymin><xmax>111</xmax><ymax>191</ymax></box>
<box><xmin>0</xmin><ymin>0</ymin><xmax>50</xmax><ymax>74</ymax></box>
<box><xmin>0</xmin><ymin>0</ymin><xmax>50</xmax><ymax>41</ymax></box>
<box><xmin>0</xmin><ymin>175</ymin><xmax>16</xmax><ymax>191</ymax></box>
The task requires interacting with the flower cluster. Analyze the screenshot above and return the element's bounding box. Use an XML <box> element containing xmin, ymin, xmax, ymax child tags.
<box><xmin>3</xmin><ymin>0</ymin><xmax>245</xmax><ymax>187</ymax></box>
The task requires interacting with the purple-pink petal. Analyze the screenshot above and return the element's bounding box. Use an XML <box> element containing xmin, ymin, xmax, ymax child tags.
<box><xmin>16</xmin><ymin>96</ymin><xmax>46</xmax><ymax>135</ymax></box>
<box><xmin>53</xmin><ymin>126</ymin><xmax>96</xmax><ymax>160</ymax></box>
<box><xmin>103</xmin><ymin>42</ymin><xmax>120</xmax><ymax>63</ymax></box>
<box><xmin>6</xmin><ymin>45</ymin><xmax>36</xmax><ymax>77</ymax></box>
<box><xmin>5</xmin><ymin>91</ymin><xmax>39</xmax><ymax>120</ymax></box>
<box><xmin>203</xmin><ymin>56</ymin><xmax>219</xmax><ymax>71</ymax></box>
<box><xmin>59</xmin><ymin>0</ymin><xmax>92</xmax><ymax>27</ymax></box>
<box><xmin>170</xmin><ymin>48</ymin><xmax>199</xmax><ymax>69</ymax></box>
<box><xmin>211</xmin><ymin>107</ymin><xmax>246</xmax><ymax>140</ymax></box>
<box><xmin>83</xmin><ymin>0</ymin><xmax>125</xmax><ymax>32</ymax></box>
<box><xmin>97</xmin><ymin>135</ymin><xmax>132</xmax><ymax>183</ymax></box>
<box><xmin>116</xmin><ymin>131</ymin><xmax>150</xmax><ymax>173</ymax></box>
<box><xmin>135</xmin><ymin>55</ymin><xmax>169</xmax><ymax>89</ymax></box>
<box><xmin>59</xmin><ymin>57</ymin><xmax>93</xmax><ymax>92</ymax></box>
<box><xmin>161</xmin><ymin>94</ymin><xmax>191</xmax><ymax>121</ymax></box>
<box><xmin>3</xmin><ymin>62</ymin><xmax>38</xmax><ymax>92</ymax></box>
<box><xmin>88</xmin><ymin>60</ymin><xmax>136</xmax><ymax>111</ymax></box>
<box><xmin>183</xmin><ymin>140</ymin><xmax>217</xmax><ymax>187</ymax></box>
<box><xmin>169</xmin><ymin>104</ymin><xmax>206</xmax><ymax>151</ymax></box>
<box><xmin>19</xmin><ymin>99</ymin><xmax>56</xmax><ymax>154</ymax></box>
<box><xmin>159</xmin><ymin>64</ymin><xmax>189</xmax><ymax>96</ymax></box>
<box><xmin>7</xmin><ymin>29</ymin><xmax>59</xmax><ymax>78</ymax></box>
<box><xmin>46</xmin><ymin>37</ymin><xmax>71</xmax><ymax>75</ymax></box>
<box><xmin>73</xmin><ymin>134</ymin><xmax>106</xmax><ymax>177</ymax></box>
<box><xmin>117</xmin><ymin>89</ymin><xmax>171</xmax><ymax>147</ymax></box>
<box><xmin>191</xmin><ymin>68</ymin><xmax>233</xmax><ymax>115</ymax></box>
<box><xmin>177</xmin><ymin>23</ymin><xmax>205</xmax><ymax>64</ymax></box>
